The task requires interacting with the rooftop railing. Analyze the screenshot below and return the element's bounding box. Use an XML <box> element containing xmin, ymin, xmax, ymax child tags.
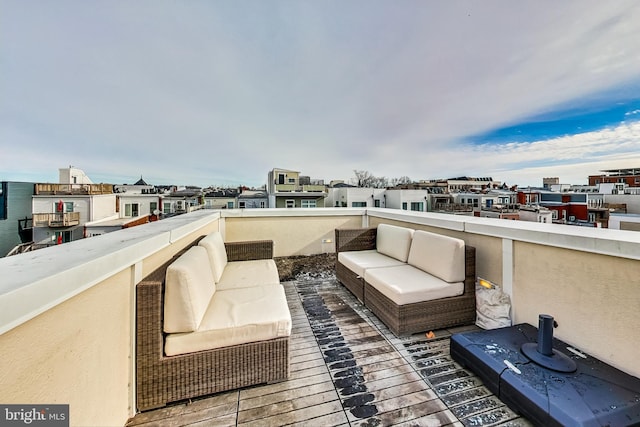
<box><xmin>32</xmin><ymin>212</ymin><xmax>81</xmax><ymax>227</ymax></box>
<box><xmin>0</xmin><ymin>207</ymin><xmax>638</xmax><ymax>426</ymax></box>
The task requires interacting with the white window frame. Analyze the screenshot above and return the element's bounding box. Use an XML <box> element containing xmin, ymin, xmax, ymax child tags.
<box><xmin>285</xmin><ymin>199</ymin><xmax>295</xmax><ymax>208</ymax></box>
<box><xmin>301</xmin><ymin>199</ymin><xmax>316</xmax><ymax>208</ymax></box>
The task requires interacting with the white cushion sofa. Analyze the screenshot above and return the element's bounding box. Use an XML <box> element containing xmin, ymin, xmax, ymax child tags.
<box><xmin>336</xmin><ymin>224</ymin><xmax>414</xmax><ymax>301</ymax></box>
<box><xmin>336</xmin><ymin>224</ymin><xmax>476</xmax><ymax>336</ymax></box>
<box><xmin>135</xmin><ymin>232</ymin><xmax>291</xmax><ymax>411</ymax></box>
<box><xmin>163</xmin><ymin>243</ymin><xmax>291</xmax><ymax>356</ymax></box>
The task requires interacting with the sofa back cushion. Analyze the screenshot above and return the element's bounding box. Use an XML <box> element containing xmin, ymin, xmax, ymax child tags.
<box><xmin>407</xmin><ymin>230</ymin><xmax>465</xmax><ymax>283</ymax></box>
<box><xmin>164</xmin><ymin>246</ymin><xmax>216</xmax><ymax>333</ymax></box>
<box><xmin>376</xmin><ymin>224</ymin><xmax>414</xmax><ymax>262</ymax></box>
<box><xmin>198</xmin><ymin>231</ymin><xmax>228</xmax><ymax>283</ymax></box>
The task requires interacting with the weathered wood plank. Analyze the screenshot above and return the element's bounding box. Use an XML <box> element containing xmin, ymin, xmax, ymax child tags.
<box><xmin>238</xmin><ymin>400</ymin><xmax>345</xmax><ymax>427</ymax></box>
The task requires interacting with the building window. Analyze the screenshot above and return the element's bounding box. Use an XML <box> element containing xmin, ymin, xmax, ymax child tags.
<box><xmin>301</xmin><ymin>200</ymin><xmax>316</xmax><ymax>208</ymax></box>
<box><xmin>286</xmin><ymin>199</ymin><xmax>295</xmax><ymax>208</ymax></box>
<box><xmin>227</xmin><ymin>201</ymin><xmax>234</xmax><ymax>209</ymax></box>
<box><xmin>125</xmin><ymin>203</ymin><xmax>139</xmax><ymax>217</ymax></box>
<box><xmin>163</xmin><ymin>202</ymin><xmax>171</xmax><ymax>213</ymax></box>
<box><xmin>260</xmin><ymin>201</ymin><xmax>265</xmax><ymax>208</ymax></box>
<box><xmin>352</xmin><ymin>201</ymin><xmax>366</xmax><ymax>207</ymax></box>
<box><xmin>551</xmin><ymin>210</ymin><xmax>558</xmax><ymax>220</ymax></box>
<box><xmin>54</xmin><ymin>230</ymin><xmax>72</xmax><ymax>244</ymax></box>
<box><xmin>278</xmin><ymin>174</ymin><xmax>286</xmax><ymax>185</ymax></box>
<box><xmin>402</xmin><ymin>202</ymin><xmax>407</xmax><ymax>210</ymax></box>
<box><xmin>288</xmin><ymin>178</ymin><xmax>296</xmax><ymax>184</ymax></box>
<box><xmin>239</xmin><ymin>201</ymin><xmax>246</xmax><ymax>208</ymax></box>
<box><xmin>150</xmin><ymin>202</ymin><xmax>157</xmax><ymax>213</ymax></box>
<box><xmin>410</xmin><ymin>202</ymin><xmax>423</xmax><ymax>211</ymax></box>
<box><xmin>374</xmin><ymin>199</ymin><xmax>381</xmax><ymax>207</ymax></box>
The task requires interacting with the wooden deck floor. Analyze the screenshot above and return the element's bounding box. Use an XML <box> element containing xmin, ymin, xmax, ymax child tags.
<box><xmin>127</xmin><ymin>276</ymin><xmax>532</xmax><ymax>427</ymax></box>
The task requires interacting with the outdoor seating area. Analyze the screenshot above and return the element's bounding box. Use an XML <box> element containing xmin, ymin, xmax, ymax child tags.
<box><xmin>128</xmin><ymin>270</ymin><xmax>531</xmax><ymax>426</ymax></box>
<box><xmin>136</xmin><ymin>232</ymin><xmax>292</xmax><ymax>411</ymax></box>
<box><xmin>335</xmin><ymin>224</ymin><xmax>476</xmax><ymax>336</ymax></box>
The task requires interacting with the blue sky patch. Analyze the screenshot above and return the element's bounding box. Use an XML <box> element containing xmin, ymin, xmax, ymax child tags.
<box><xmin>472</xmin><ymin>85</ymin><xmax>640</xmax><ymax>145</ymax></box>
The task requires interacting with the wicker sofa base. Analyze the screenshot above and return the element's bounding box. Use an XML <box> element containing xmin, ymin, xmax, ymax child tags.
<box><xmin>336</xmin><ymin>225</ymin><xmax>477</xmax><ymax>337</ymax></box>
<box><xmin>363</xmin><ymin>246</ymin><xmax>476</xmax><ymax>336</ymax></box>
<box><xmin>364</xmin><ymin>282</ymin><xmax>476</xmax><ymax>336</ymax></box>
<box><xmin>336</xmin><ymin>260</ymin><xmax>365</xmax><ymax>302</ymax></box>
<box><xmin>136</xmin><ymin>239</ymin><xmax>290</xmax><ymax>412</ymax></box>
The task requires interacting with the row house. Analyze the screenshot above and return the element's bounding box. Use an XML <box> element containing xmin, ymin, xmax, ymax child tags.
<box><xmin>237</xmin><ymin>190</ymin><xmax>268</xmax><ymax>209</ymax></box>
<box><xmin>325</xmin><ymin>186</ymin><xmax>386</xmax><ymax>208</ymax></box>
<box><xmin>203</xmin><ymin>188</ymin><xmax>239</xmax><ymax>209</ymax></box>
<box><xmin>267</xmin><ymin>168</ymin><xmax>327</xmax><ymax>208</ymax></box>
<box><xmin>32</xmin><ymin>182</ymin><xmax>116</xmax><ymax>246</ymax></box>
<box><xmin>517</xmin><ymin>189</ymin><xmax>599</xmax><ymax>226</ymax></box>
<box><xmin>588</xmin><ymin>167</ymin><xmax>640</xmax><ymax>188</ymax></box>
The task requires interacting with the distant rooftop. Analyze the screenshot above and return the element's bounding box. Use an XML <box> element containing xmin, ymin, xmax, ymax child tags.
<box><xmin>596</xmin><ymin>168</ymin><xmax>640</xmax><ymax>176</ymax></box>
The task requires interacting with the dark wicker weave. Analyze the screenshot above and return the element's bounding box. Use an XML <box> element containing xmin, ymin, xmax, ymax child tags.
<box><xmin>136</xmin><ymin>239</ymin><xmax>289</xmax><ymax>412</ymax></box>
<box><xmin>364</xmin><ymin>246</ymin><xmax>477</xmax><ymax>336</ymax></box>
<box><xmin>335</xmin><ymin>228</ymin><xmax>376</xmax><ymax>302</ymax></box>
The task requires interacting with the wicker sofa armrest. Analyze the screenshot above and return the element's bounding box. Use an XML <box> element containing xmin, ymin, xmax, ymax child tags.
<box><xmin>335</xmin><ymin>228</ymin><xmax>376</xmax><ymax>253</ymax></box>
<box><xmin>463</xmin><ymin>245</ymin><xmax>476</xmax><ymax>296</ymax></box>
<box><xmin>225</xmin><ymin>240</ymin><xmax>273</xmax><ymax>261</ymax></box>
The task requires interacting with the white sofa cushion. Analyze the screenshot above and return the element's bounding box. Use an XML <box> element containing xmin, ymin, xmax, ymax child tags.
<box><xmin>407</xmin><ymin>230</ymin><xmax>466</xmax><ymax>283</ymax></box>
<box><xmin>338</xmin><ymin>250</ymin><xmax>406</xmax><ymax>277</ymax></box>
<box><xmin>365</xmin><ymin>264</ymin><xmax>464</xmax><ymax>306</ymax></box>
<box><xmin>217</xmin><ymin>259</ymin><xmax>280</xmax><ymax>290</ymax></box>
<box><xmin>376</xmin><ymin>224</ymin><xmax>414</xmax><ymax>262</ymax></box>
<box><xmin>164</xmin><ymin>246</ymin><xmax>216</xmax><ymax>333</ymax></box>
<box><xmin>198</xmin><ymin>231</ymin><xmax>228</xmax><ymax>283</ymax></box>
<box><xmin>164</xmin><ymin>285</ymin><xmax>292</xmax><ymax>356</ymax></box>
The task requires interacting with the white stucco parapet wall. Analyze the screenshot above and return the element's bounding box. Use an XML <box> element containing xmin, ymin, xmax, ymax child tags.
<box><xmin>366</xmin><ymin>208</ymin><xmax>640</xmax><ymax>261</ymax></box>
<box><xmin>0</xmin><ymin>210</ymin><xmax>220</xmax><ymax>335</ymax></box>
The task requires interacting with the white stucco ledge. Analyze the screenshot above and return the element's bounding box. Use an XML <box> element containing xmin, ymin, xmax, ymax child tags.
<box><xmin>220</xmin><ymin>207</ymin><xmax>367</xmax><ymax>218</ymax></box>
<box><xmin>464</xmin><ymin>217</ymin><xmax>640</xmax><ymax>261</ymax></box>
<box><xmin>0</xmin><ymin>210</ymin><xmax>220</xmax><ymax>335</ymax></box>
<box><xmin>366</xmin><ymin>208</ymin><xmax>467</xmax><ymax>232</ymax></box>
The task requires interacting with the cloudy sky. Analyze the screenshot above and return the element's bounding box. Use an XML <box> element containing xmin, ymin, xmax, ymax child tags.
<box><xmin>2</xmin><ymin>1</ymin><xmax>640</xmax><ymax>188</ymax></box>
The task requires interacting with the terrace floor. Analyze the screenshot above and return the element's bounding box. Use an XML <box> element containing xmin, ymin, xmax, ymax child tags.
<box><xmin>126</xmin><ymin>266</ymin><xmax>532</xmax><ymax>427</ymax></box>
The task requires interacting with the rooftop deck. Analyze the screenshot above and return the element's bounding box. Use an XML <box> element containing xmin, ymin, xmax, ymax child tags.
<box><xmin>1</xmin><ymin>208</ymin><xmax>638</xmax><ymax>426</ymax></box>
<box><xmin>127</xmin><ymin>272</ymin><xmax>531</xmax><ymax>427</ymax></box>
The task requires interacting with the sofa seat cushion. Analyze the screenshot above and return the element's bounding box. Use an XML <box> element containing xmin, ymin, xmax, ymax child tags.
<box><xmin>164</xmin><ymin>246</ymin><xmax>216</xmax><ymax>333</ymax></box>
<box><xmin>216</xmin><ymin>259</ymin><xmax>280</xmax><ymax>290</ymax></box>
<box><xmin>365</xmin><ymin>265</ymin><xmax>464</xmax><ymax>306</ymax></box>
<box><xmin>338</xmin><ymin>250</ymin><xmax>406</xmax><ymax>278</ymax></box>
<box><xmin>164</xmin><ymin>285</ymin><xmax>292</xmax><ymax>356</ymax></box>
<box><xmin>407</xmin><ymin>230</ymin><xmax>466</xmax><ymax>283</ymax></box>
<box><xmin>376</xmin><ymin>224</ymin><xmax>414</xmax><ymax>262</ymax></box>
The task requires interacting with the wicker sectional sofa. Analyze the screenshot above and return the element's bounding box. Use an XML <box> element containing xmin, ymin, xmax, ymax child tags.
<box><xmin>136</xmin><ymin>232</ymin><xmax>291</xmax><ymax>411</ymax></box>
<box><xmin>336</xmin><ymin>224</ymin><xmax>476</xmax><ymax>336</ymax></box>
